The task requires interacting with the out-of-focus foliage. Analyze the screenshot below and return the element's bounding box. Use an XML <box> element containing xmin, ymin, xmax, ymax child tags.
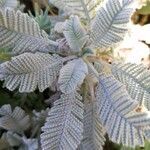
<box><xmin>34</xmin><ymin>10</ymin><xmax>51</xmax><ymax>34</ymax></box>
<box><xmin>114</xmin><ymin>24</ymin><xmax>150</xmax><ymax>68</ymax></box>
<box><xmin>138</xmin><ymin>1</ymin><xmax>150</xmax><ymax>14</ymax></box>
<box><xmin>29</xmin><ymin>2</ymin><xmax>52</xmax><ymax>34</ymax></box>
<box><xmin>120</xmin><ymin>141</ymin><xmax>150</xmax><ymax>150</ymax></box>
<box><xmin>132</xmin><ymin>0</ymin><xmax>150</xmax><ymax>25</ymax></box>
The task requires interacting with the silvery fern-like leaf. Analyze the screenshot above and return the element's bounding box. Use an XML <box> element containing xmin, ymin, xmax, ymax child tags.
<box><xmin>0</xmin><ymin>52</ymin><xmax>63</xmax><ymax>92</ymax></box>
<box><xmin>0</xmin><ymin>8</ymin><xmax>58</xmax><ymax>54</ymax></box>
<box><xmin>64</xmin><ymin>16</ymin><xmax>88</xmax><ymax>52</ymax></box>
<box><xmin>5</xmin><ymin>132</ymin><xmax>38</xmax><ymax>150</ymax></box>
<box><xmin>19</xmin><ymin>137</ymin><xmax>38</xmax><ymax>150</ymax></box>
<box><xmin>90</xmin><ymin>0</ymin><xmax>135</xmax><ymax>49</ymax></box>
<box><xmin>49</xmin><ymin>0</ymin><xmax>103</xmax><ymax>22</ymax></box>
<box><xmin>78</xmin><ymin>103</ymin><xmax>105</xmax><ymax>150</ymax></box>
<box><xmin>0</xmin><ymin>104</ymin><xmax>30</xmax><ymax>133</ymax></box>
<box><xmin>96</xmin><ymin>74</ymin><xmax>150</xmax><ymax>147</ymax></box>
<box><xmin>41</xmin><ymin>92</ymin><xmax>84</xmax><ymax>150</ymax></box>
<box><xmin>58</xmin><ymin>58</ymin><xmax>88</xmax><ymax>94</ymax></box>
<box><xmin>0</xmin><ymin>0</ymin><xmax>18</xmax><ymax>9</ymax></box>
<box><xmin>111</xmin><ymin>63</ymin><xmax>150</xmax><ymax>110</ymax></box>
<box><xmin>5</xmin><ymin>132</ymin><xmax>21</xmax><ymax>147</ymax></box>
<box><xmin>54</xmin><ymin>22</ymin><xmax>65</xmax><ymax>34</ymax></box>
<box><xmin>50</xmin><ymin>15</ymin><xmax>66</xmax><ymax>28</ymax></box>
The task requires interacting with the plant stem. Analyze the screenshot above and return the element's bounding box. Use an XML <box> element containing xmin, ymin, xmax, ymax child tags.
<box><xmin>31</xmin><ymin>124</ymin><xmax>40</xmax><ymax>138</ymax></box>
<box><xmin>83</xmin><ymin>57</ymin><xmax>99</xmax><ymax>78</ymax></box>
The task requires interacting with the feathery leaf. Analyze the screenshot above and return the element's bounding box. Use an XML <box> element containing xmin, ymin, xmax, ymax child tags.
<box><xmin>41</xmin><ymin>92</ymin><xmax>84</xmax><ymax>150</ymax></box>
<box><xmin>5</xmin><ymin>132</ymin><xmax>38</xmax><ymax>150</ymax></box>
<box><xmin>112</xmin><ymin>63</ymin><xmax>150</xmax><ymax>110</ymax></box>
<box><xmin>49</xmin><ymin>0</ymin><xmax>103</xmax><ymax>22</ymax></box>
<box><xmin>64</xmin><ymin>16</ymin><xmax>88</xmax><ymax>52</ymax></box>
<box><xmin>96</xmin><ymin>74</ymin><xmax>150</xmax><ymax>147</ymax></box>
<box><xmin>90</xmin><ymin>0</ymin><xmax>135</xmax><ymax>49</ymax></box>
<box><xmin>0</xmin><ymin>104</ymin><xmax>30</xmax><ymax>133</ymax></box>
<box><xmin>0</xmin><ymin>8</ymin><xmax>58</xmax><ymax>54</ymax></box>
<box><xmin>78</xmin><ymin>102</ymin><xmax>105</xmax><ymax>150</ymax></box>
<box><xmin>58</xmin><ymin>58</ymin><xmax>88</xmax><ymax>94</ymax></box>
<box><xmin>0</xmin><ymin>0</ymin><xmax>18</xmax><ymax>8</ymax></box>
<box><xmin>0</xmin><ymin>52</ymin><xmax>63</xmax><ymax>92</ymax></box>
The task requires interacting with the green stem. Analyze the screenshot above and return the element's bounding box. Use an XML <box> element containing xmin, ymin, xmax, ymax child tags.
<box><xmin>20</xmin><ymin>93</ymin><xmax>28</xmax><ymax>107</ymax></box>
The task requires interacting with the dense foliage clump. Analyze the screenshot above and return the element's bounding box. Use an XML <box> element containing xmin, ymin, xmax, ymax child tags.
<box><xmin>0</xmin><ymin>0</ymin><xmax>150</xmax><ymax>150</ymax></box>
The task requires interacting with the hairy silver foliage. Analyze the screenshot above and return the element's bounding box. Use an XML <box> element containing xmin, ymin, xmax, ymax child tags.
<box><xmin>96</xmin><ymin>74</ymin><xmax>150</xmax><ymax>147</ymax></box>
<box><xmin>90</xmin><ymin>0</ymin><xmax>135</xmax><ymax>49</ymax></box>
<box><xmin>0</xmin><ymin>0</ymin><xmax>147</xmax><ymax>149</ymax></box>
<box><xmin>54</xmin><ymin>21</ymin><xmax>66</xmax><ymax>34</ymax></box>
<box><xmin>0</xmin><ymin>104</ymin><xmax>30</xmax><ymax>133</ymax></box>
<box><xmin>4</xmin><ymin>132</ymin><xmax>38</xmax><ymax>150</ymax></box>
<box><xmin>41</xmin><ymin>92</ymin><xmax>84</xmax><ymax>150</ymax></box>
<box><xmin>0</xmin><ymin>8</ymin><xmax>58</xmax><ymax>54</ymax></box>
<box><xmin>58</xmin><ymin>58</ymin><xmax>88</xmax><ymax>94</ymax></box>
<box><xmin>0</xmin><ymin>0</ymin><xmax>18</xmax><ymax>8</ymax></box>
<box><xmin>49</xmin><ymin>0</ymin><xmax>104</xmax><ymax>21</ymax></box>
<box><xmin>64</xmin><ymin>16</ymin><xmax>88</xmax><ymax>52</ymax></box>
<box><xmin>78</xmin><ymin>103</ymin><xmax>106</xmax><ymax>150</ymax></box>
<box><xmin>0</xmin><ymin>52</ymin><xmax>63</xmax><ymax>92</ymax></box>
<box><xmin>112</xmin><ymin>63</ymin><xmax>150</xmax><ymax>110</ymax></box>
